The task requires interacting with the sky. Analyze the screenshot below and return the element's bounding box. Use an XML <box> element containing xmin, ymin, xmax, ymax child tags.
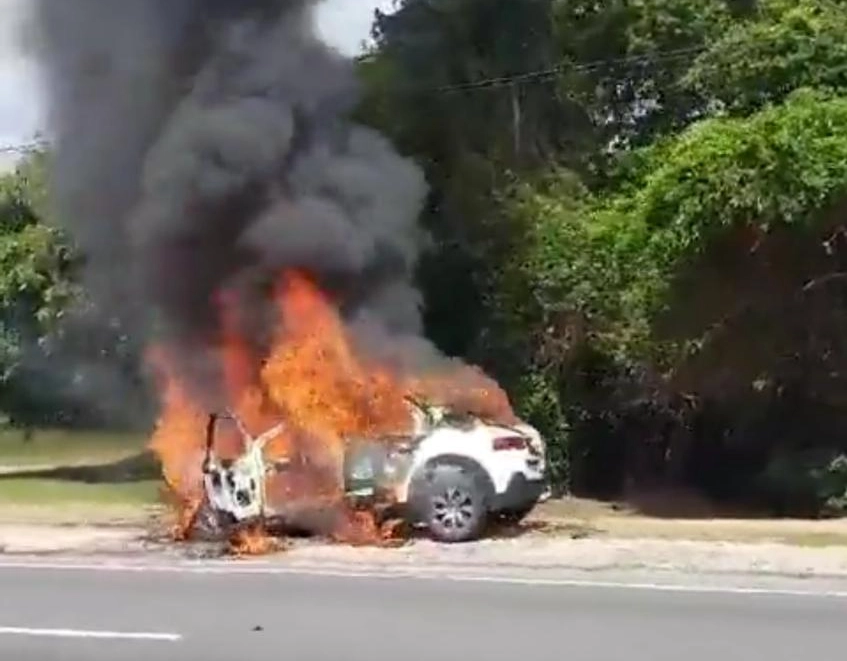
<box><xmin>0</xmin><ymin>0</ymin><xmax>394</xmax><ymax>166</ymax></box>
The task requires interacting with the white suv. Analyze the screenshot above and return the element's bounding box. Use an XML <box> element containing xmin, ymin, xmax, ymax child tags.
<box><xmin>196</xmin><ymin>400</ymin><xmax>550</xmax><ymax>543</ymax></box>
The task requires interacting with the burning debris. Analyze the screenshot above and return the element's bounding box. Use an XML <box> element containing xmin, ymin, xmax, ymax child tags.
<box><xmin>32</xmin><ymin>0</ymin><xmax>545</xmax><ymax>551</ymax></box>
<box><xmin>150</xmin><ymin>275</ymin><xmax>528</xmax><ymax>549</ymax></box>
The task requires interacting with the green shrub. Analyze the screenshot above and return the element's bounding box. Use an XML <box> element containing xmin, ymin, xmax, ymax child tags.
<box><xmin>757</xmin><ymin>450</ymin><xmax>847</xmax><ymax>517</ymax></box>
<box><xmin>514</xmin><ymin>371</ymin><xmax>571</xmax><ymax>492</ymax></box>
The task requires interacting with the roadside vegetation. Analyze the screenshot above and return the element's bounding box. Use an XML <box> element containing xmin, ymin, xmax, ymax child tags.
<box><xmin>0</xmin><ymin>479</ymin><xmax>157</xmax><ymax>508</ymax></box>
<box><xmin>0</xmin><ymin>428</ymin><xmax>145</xmax><ymax>467</ymax></box>
<box><xmin>0</xmin><ymin>428</ymin><xmax>157</xmax><ymax>517</ymax></box>
<box><xmin>2</xmin><ymin>0</ymin><xmax>847</xmax><ymax>520</ymax></box>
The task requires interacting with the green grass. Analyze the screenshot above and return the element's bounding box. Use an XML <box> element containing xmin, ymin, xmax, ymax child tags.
<box><xmin>0</xmin><ymin>428</ymin><xmax>146</xmax><ymax>467</ymax></box>
<box><xmin>0</xmin><ymin>478</ymin><xmax>160</xmax><ymax>506</ymax></box>
<box><xmin>534</xmin><ymin>497</ymin><xmax>847</xmax><ymax>546</ymax></box>
<box><xmin>0</xmin><ymin>427</ymin><xmax>160</xmax><ymax>522</ymax></box>
<box><xmin>774</xmin><ymin>532</ymin><xmax>847</xmax><ymax>548</ymax></box>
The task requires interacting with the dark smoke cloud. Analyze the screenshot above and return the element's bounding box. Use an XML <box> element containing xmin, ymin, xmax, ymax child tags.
<box><xmin>32</xmin><ymin>0</ymin><xmax>429</xmax><ymax>405</ymax></box>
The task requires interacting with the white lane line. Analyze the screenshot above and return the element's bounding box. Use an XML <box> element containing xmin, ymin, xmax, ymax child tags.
<box><xmin>0</xmin><ymin>627</ymin><xmax>181</xmax><ymax>642</ymax></box>
<box><xmin>1</xmin><ymin>559</ymin><xmax>847</xmax><ymax>599</ymax></box>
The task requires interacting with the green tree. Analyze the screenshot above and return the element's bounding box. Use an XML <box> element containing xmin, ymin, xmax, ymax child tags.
<box><xmin>361</xmin><ymin>0</ymin><xmax>588</xmax><ymax>360</ymax></box>
<box><xmin>685</xmin><ymin>0</ymin><xmax>847</xmax><ymax>115</ymax></box>
<box><xmin>501</xmin><ymin>88</ymin><xmax>847</xmax><ymax>497</ymax></box>
<box><xmin>360</xmin><ymin>0</ymin><xmax>847</xmax><ymax>509</ymax></box>
<box><xmin>0</xmin><ymin>152</ymin><xmax>82</xmax><ymax>424</ymax></box>
<box><xmin>551</xmin><ymin>0</ymin><xmax>736</xmax><ymax>150</ymax></box>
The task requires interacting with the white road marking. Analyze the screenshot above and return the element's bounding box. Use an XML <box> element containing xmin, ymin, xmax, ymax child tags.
<box><xmin>0</xmin><ymin>627</ymin><xmax>181</xmax><ymax>642</ymax></box>
<box><xmin>0</xmin><ymin>558</ymin><xmax>846</xmax><ymax>599</ymax></box>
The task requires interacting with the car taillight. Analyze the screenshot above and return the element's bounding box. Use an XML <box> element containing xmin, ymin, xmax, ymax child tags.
<box><xmin>492</xmin><ymin>436</ymin><xmax>527</xmax><ymax>451</ymax></box>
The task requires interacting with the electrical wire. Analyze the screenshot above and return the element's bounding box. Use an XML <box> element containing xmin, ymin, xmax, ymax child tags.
<box><xmin>434</xmin><ymin>45</ymin><xmax>708</xmax><ymax>92</ymax></box>
<box><xmin>0</xmin><ymin>45</ymin><xmax>711</xmax><ymax>153</ymax></box>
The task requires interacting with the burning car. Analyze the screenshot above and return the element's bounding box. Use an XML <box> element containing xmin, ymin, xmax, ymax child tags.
<box><xmin>41</xmin><ymin>0</ymin><xmax>543</xmax><ymax>550</ymax></box>
<box><xmin>192</xmin><ymin>397</ymin><xmax>549</xmax><ymax>544</ymax></box>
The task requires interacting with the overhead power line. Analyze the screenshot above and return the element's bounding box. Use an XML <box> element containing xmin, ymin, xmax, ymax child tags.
<box><xmin>0</xmin><ymin>44</ymin><xmax>712</xmax><ymax>157</ymax></box>
<box><xmin>435</xmin><ymin>45</ymin><xmax>708</xmax><ymax>93</ymax></box>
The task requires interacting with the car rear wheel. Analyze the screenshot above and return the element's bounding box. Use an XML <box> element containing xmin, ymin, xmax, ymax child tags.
<box><xmin>419</xmin><ymin>463</ymin><xmax>489</xmax><ymax>543</ymax></box>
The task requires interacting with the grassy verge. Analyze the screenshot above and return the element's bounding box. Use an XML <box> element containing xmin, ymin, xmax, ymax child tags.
<box><xmin>0</xmin><ymin>428</ymin><xmax>146</xmax><ymax>468</ymax></box>
<box><xmin>0</xmin><ymin>479</ymin><xmax>161</xmax><ymax>526</ymax></box>
<box><xmin>533</xmin><ymin>498</ymin><xmax>847</xmax><ymax>547</ymax></box>
<box><xmin>0</xmin><ymin>478</ymin><xmax>159</xmax><ymax>506</ymax></box>
<box><xmin>0</xmin><ymin>427</ymin><xmax>161</xmax><ymax>525</ymax></box>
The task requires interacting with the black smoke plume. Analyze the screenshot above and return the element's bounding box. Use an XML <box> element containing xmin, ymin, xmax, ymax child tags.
<box><xmin>32</xmin><ymin>0</ymin><xmax>428</xmax><ymax>405</ymax></box>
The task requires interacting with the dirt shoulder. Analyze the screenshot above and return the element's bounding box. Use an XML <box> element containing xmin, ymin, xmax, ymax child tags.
<box><xmin>1</xmin><ymin>495</ymin><xmax>845</xmax><ymax>579</ymax></box>
<box><xmin>531</xmin><ymin>499</ymin><xmax>847</xmax><ymax>547</ymax></box>
<box><xmin>1</xmin><ymin>524</ymin><xmax>846</xmax><ymax>580</ymax></box>
<box><xmin>1</xmin><ymin>514</ymin><xmax>846</xmax><ymax>581</ymax></box>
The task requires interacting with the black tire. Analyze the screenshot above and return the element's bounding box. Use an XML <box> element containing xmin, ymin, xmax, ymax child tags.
<box><xmin>417</xmin><ymin>463</ymin><xmax>489</xmax><ymax>543</ymax></box>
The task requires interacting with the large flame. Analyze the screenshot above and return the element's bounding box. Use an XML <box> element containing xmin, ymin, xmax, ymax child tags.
<box><xmin>149</xmin><ymin>269</ymin><xmax>516</xmax><ymax>549</ymax></box>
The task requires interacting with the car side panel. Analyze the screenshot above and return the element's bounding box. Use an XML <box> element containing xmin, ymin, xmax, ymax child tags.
<box><xmin>395</xmin><ymin>425</ymin><xmax>542</xmax><ymax>503</ymax></box>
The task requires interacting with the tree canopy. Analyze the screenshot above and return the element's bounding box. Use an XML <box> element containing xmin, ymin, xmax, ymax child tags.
<box><xmin>4</xmin><ymin>0</ymin><xmax>847</xmax><ymax>513</ymax></box>
<box><xmin>0</xmin><ymin>154</ymin><xmax>147</xmax><ymax>428</ymax></box>
<box><xmin>359</xmin><ymin>0</ymin><xmax>847</xmax><ymax>511</ymax></box>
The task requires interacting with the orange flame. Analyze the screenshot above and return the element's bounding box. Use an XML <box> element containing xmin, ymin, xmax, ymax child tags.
<box><xmin>148</xmin><ymin>347</ymin><xmax>208</xmax><ymax>539</ymax></box>
<box><xmin>229</xmin><ymin>524</ymin><xmax>283</xmax><ymax>556</ymax></box>
<box><xmin>263</xmin><ymin>273</ymin><xmax>413</xmax><ymax>466</ymax></box>
<box><xmin>148</xmin><ymin>269</ymin><xmax>516</xmax><ymax>551</ymax></box>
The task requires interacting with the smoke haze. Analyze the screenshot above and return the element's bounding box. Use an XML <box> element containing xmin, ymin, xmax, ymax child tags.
<box><xmin>31</xmin><ymin>0</ymin><xmax>429</xmax><ymax>405</ymax></box>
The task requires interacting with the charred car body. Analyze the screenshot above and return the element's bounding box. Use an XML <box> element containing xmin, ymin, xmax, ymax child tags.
<box><xmin>194</xmin><ymin>400</ymin><xmax>550</xmax><ymax>543</ymax></box>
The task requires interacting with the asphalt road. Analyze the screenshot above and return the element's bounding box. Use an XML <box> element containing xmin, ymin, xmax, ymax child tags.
<box><xmin>0</xmin><ymin>561</ymin><xmax>844</xmax><ymax>661</ymax></box>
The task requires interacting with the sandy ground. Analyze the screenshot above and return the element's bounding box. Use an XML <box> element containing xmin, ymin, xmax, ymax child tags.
<box><xmin>1</xmin><ymin>516</ymin><xmax>846</xmax><ymax>579</ymax></box>
<box><xmin>0</xmin><ymin>493</ymin><xmax>845</xmax><ymax>579</ymax></box>
<box><xmin>3</xmin><ymin>498</ymin><xmax>846</xmax><ymax>541</ymax></box>
<box><xmin>530</xmin><ymin>500</ymin><xmax>847</xmax><ymax>546</ymax></box>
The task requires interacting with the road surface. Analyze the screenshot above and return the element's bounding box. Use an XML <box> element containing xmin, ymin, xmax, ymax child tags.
<box><xmin>0</xmin><ymin>560</ymin><xmax>843</xmax><ymax>660</ymax></box>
